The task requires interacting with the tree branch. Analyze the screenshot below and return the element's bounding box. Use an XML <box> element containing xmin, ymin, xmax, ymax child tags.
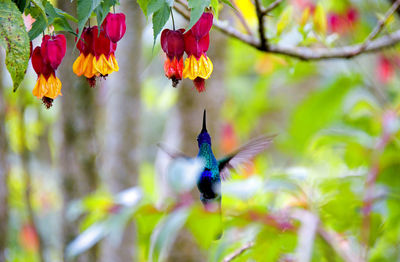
<box><xmin>223</xmin><ymin>241</ymin><xmax>254</xmax><ymax>262</ymax></box>
<box><xmin>318</xmin><ymin>227</ymin><xmax>363</xmax><ymax>262</ymax></box>
<box><xmin>254</xmin><ymin>0</ymin><xmax>267</xmax><ymax>49</ymax></box>
<box><xmin>355</xmin><ymin>0</ymin><xmax>400</xmax><ymax>55</ymax></box>
<box><xmin>174</xmin><ymin>1</ymin><xmax>400</xmax><ymax>60</ymax></box>
<box><xmin>261</xmin><ymin>0</ymin><xmax>284</xmax><ymax>15</ymax></box>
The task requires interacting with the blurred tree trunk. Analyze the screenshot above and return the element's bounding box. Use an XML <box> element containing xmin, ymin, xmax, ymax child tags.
<box><xmin>100</xmin><ymin>1</ymin><xmax>143</xmax><ymax>261</ymax></box>
<box><xmin>167</xmin><ymin>24</ymin><xmax>227</xmax><ymax>262</ymax></box>
<box><xmin>57</xmin><ymin>1</ymin><xmax>99</xmax><ymax>262</ymax></box>
<box><xmin>0</xmin><ymin>51</ymin><xmax>9</xmax><ymax>262</ymax></box>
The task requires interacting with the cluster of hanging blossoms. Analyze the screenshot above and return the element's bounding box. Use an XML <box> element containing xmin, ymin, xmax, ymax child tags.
<box><xmin>32</xmin><ymin>34</ymin><xmax>66</xmax><ymax>108</ymax></box>
<box><xmin>73</xmin><ymin>12</ymin><xmax>126</xmax><ymax>87</ymax></box>
<box><xmin>161</xmin><ymin>12</ymin><xmax>213</xmax><ymax>92</ymax></box>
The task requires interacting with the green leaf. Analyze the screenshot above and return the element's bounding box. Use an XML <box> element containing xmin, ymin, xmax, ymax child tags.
<box><xmin>220</xmin><ymin>0</ymin><xmax>234</xmax><ymax>9</ymax></box>
<box><xmin>147</xmin><ymin>0</ymin><xmax>165</xmax><ymax>14</ymax></box>
<box><xmin>0</xmin><ymin>0</ymin><xmax>30</xmax><ymax>91</ymax></box>
<box><xmin>152</xmin><ymin>1</ymin><xmax>170</xmax><ymax>44</ymax></box>
<box><xmin>288</xmin><ymin>75</ymin><xmax>361</xmax><ymax>152</ymax></box>
<box><xmin>187</xmin><ymin>0</ymin><xmax>210</xmax><ymax>30</ymax></box>
<box><xmin>44</xmin><ymin>1</ymin><xmax>75</xmax><ymax>34</ymax></box>
<box><xmin>31</xmin><ymin>0</ymin><xmax>48</xmax><ymax>24</ymax></box>
<box><xmin>29</xmin><ymin>12</ymin><xmax>47</xmax><ymax>40</ymax></box>
<box><xmin>95</xmin><ymin>0</ymin><xmax>117</xmax><ymax>28</ymax></box>
<box><xmin>77</xmin><ymin>0</ymin><xmax>102</xmax><ymax>44</ymax></box>
<box><xmin>276</xmin><ymin>5</ymin><xmax>293</xmax><ymax>35</ymax></box>
<box><xmin>149</xmin><ymin>208</ymin><xmax>189</xmax><ymax>262</ymax></box>
<box><xmin>210</xmin><ymin>0</ymin><xmax>218</xmax><ymax>20</ymax></box>
<box><xmin>137</xmin><ymin>0</ymin><xmax>150</xmax><ymax>16</ymax></box>
<box><xmin>53</xmin><ymin>6</ymin><xmax>78</xmax><ymax>23</ymax></box>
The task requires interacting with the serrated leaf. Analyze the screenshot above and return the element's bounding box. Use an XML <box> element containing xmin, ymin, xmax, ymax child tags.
<box><xmin>220</xmin><ymin>0</ymin><xmax>234</xmax><ymax>9</ymax></box>
<box><xmin>137</xmin><ymin>0</ymin><xmax>150</xmax><ymax>16</ymax></box>
<box><xmin>29</xmin><ymin>13</ymin><xmax>46</xmax><ymax>40</ymax></box>
<box><xmin>53</xmin><ymin>6</ymin><xmax>78</xmax><ymax>23</ymax></box>
<box><xmin>313</xmin><ymin>3</ymin><xmax>326</xmax><ymax>35</ymax></box>
<box><xmin>276</xmin><ymin>5</ymin><xmax>293</xmax><ymax>35</ymax></box>
<box><xmin>152</xmin><ymin>2</ymin><xmax>170</xmax><ymax>44</ymax></box>
<box><xmin>31</xmin><ymin>0</ymin><xmax>48</xmax><ymax>24</ymax></box>
<box><xmin>95</xmin><ymin>0</ymin><xmax>117</xmax><ymax>28</ymax></box>
<box><xmin>44</xmin><ymin>1</ymin><xmax>75</xmax><ymax>34</ymax></box>
<box><xmin>0</xmin><ymin>0</ymin><xmax>30</xmax><ymax>91</ymax></box>
<box><xmin>148</xmin><ymin>0</ymin><xmax>165</xmax><ymax>14</ymax></box>
<box><xmin>187</xmin><ymin>0</ymin><xmax>210</xmax><ymax>30</ymax></box>
<box><xmin>77</xmin><ymin>0</ymin><xmax>102</xmax><ymax>44</ymax></box>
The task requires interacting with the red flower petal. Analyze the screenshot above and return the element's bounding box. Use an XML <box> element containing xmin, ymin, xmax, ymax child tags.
<box><xmin>40</xmin><ymin>34</ymin><xmax>66</xmax><ymax>70</ymax></box>
<box><xmin>193</xmin><ymin>77</ymin><xmax>206</xmax><ymax>92</ymax></box>
<box><xmin>161</xmin><ymin>28</ymin><xmax>185</xmax><ymax>60</ymax></box>
<box><xmin>191</xmin><ymin>12</ymin><xmax>213</xmax><ymax>40</ymax></box>
<box><xmin>184</xmin><ymin>30</ymin><xmax>209</xmax><ymax>59</ymax></box>
<box><xmin>103</xmin><ymin>13</ymin><xmax>126</xmax><ymax>43</ymax></box>
<box><xmin>92</xmin><ymin>26</ymin><xmax>113</xmax><ymax>59</ymax></box>
<box><xmin>32</xmin><ymin>46</ymin><xmax>54</xmax><ymax>79</ymax></box>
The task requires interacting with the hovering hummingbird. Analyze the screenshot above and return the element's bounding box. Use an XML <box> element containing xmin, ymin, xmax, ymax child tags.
<box><xmin>159</xmin><ymin>110</ymin><xmax>275</xmax><ymax>212</ymax></box>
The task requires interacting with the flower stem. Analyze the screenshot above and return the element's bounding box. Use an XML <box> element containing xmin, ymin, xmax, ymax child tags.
<box><xmin>170</xmin><ymin>7</ymin><xmax>176</xmax><ymax>31</ymax></box>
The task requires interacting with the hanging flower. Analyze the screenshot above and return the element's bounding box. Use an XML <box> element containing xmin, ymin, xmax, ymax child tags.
<box><xmin>40</xmin><ymin>34</ymin><xmax>66</xmax><ymax>70</ymax></box>
<box><xmin>102</xmin><ymin>12</ymin><xmax>126</xmax><ymax>43</ymax></box>
<box><xmin>31</xmin><ymin>41</ymin><xmax>64</xmax><ymax>109</ymax></box>
<box><xmin>161</xmin><ymin>28</ymin><xmax>185</xmax><ymax>87</ymax></box>
<box><xmin>73</xmin><ymin>27</ymin><xmax>99</xmax><ymax>85</ymax></box>
<box><xmin>73</xmin><ymin>26</ymin><xmax>119</xmax><ymax>87</ymax></box>
<box><xmin>182</xmin><ymin>12</ymin><xmax>214</xmax><ymax>92</ymax></box>
<box><xmin>92</xmin><ymin>26</ymin><xmax>119</xmax><ymax>76</ymax></box>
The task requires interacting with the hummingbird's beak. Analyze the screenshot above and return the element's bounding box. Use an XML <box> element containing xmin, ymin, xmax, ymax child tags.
<box><xmin>201</xmin><ymin>110</ymin><xmax>207</xmax><ymax>133</ymax></box>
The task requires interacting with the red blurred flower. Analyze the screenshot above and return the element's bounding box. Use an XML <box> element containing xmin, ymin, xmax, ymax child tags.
<box><xmin>40</xmin><ymin>34</ymin><xmax>66</xmax><ymax>70</ymax></box>
<box><xmin>161</xmin><ymin>28</ymin><xmax>185</xmax><ymax>87</ymax></box>
<box><xmin>183</xmin><ymin>12</ymin><xmax>214</xmax><ymax>93</ymax></box>
<box><xmin>328</xmin><ymin>7</ymin><xmax>358</xmax><ymax>34</ymax></box>
<box><xmin>102</xmin><ymin>12</ymin><xmax>126</xmax><ymax>43</ymax></box>
<box><xmin>377</xmin><ymin>55</ymin><xmax>395</xmax><ymax>84</ymax></box>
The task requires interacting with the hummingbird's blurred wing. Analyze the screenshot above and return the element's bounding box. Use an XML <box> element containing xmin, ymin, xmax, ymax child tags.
<box><xmin>218</xmin><ymin>135</ymin><xmax>276</xmax><ymax>180</ymax></box>
<box><xmin>157</xmin><ymin>143</ymin><xmax>191</xmax><ymax>159</ymax></box>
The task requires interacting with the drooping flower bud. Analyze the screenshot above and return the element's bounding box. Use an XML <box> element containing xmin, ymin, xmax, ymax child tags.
<box><xmin>161</xmin><ymin>29</ymin><xmax>185</xmax><ymax>60</ymax></box>
<box><xmin>161</xmin><ymin>29</ymin><xmax>185</xmax><ymax>87</ymax></box>
<box><xmin>40</xmin><ymin>34</ymin><xmax>66</xmax><ymax>70</ymax></box>
<box><xmin>102</xmin><ymin>12</ymin><xmax>126</xmax><ymax>43</ymax></box>
<box><xmin>183</xmin><ymin>30</ymin><xmax>209</xmax><ymax>59</ymax></box>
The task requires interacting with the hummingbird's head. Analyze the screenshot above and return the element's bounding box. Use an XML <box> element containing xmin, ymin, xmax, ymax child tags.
<box><xmin>197</xmin><ymin>110</ymin><xmax>211</xmax><ymax>147</ymax></box>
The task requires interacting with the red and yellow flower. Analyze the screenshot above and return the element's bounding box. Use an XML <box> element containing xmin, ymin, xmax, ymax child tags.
<box><xmin>32</xmin><ymin>34</ymin><xmax>66</xmax><ymax>108</ymax></box>
<box><xmin>183</xmin><ymin>12</ymin><xmax>213</xmax><ymax>92</ymax></box>
<box><xmin>161</xmin><ymin>28</ymin><xmax>185</xmax><ymax>87</ymax></box>
<box><xmin>73</xmin><ymin>27</ymin><xmax>98</xmax><ymax>81</ymax></box>
<box><xmin>73</xmin><ymin>13</ymin><xmax>125</xmax><ymax>87</ymax></box>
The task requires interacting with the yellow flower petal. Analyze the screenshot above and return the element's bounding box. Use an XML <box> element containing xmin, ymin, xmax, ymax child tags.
<box><xmin>44</xmin><ymin>74</ymin><xmax>62</xmax><ymax>99</ymax></box>
<box><xmin>32</xmin><ymin>74</ymin><xmax>48</xmax><ymax>99</ymax></box>
<box><xmin>183</xmin><ymin>55</ymin><xmax>213</xmax><ymax>80</ymax></box>
<box><xmin>93</xmin><ymin>54</ymin><xmax>114</xmax><ymax>75</ymax></box>
<box><xmin>84</xmin><ymin>54</ymin><xmax>98</xmax><ymax>78</ymax></box>
<box><xmin>72</xmin><ymin>54</ymin><xmax>85</xmax><ymax>76</ymax></box>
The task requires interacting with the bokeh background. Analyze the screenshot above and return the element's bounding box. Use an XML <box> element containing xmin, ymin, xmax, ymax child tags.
<box><xmin>1</xmin><ymin>0</ymin><xmax>400</xmax><ymax>261</ymax></box>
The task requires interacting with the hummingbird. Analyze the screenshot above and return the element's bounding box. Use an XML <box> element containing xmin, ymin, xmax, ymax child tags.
<box><xmin>159</xmin><ymin>110</ymin><xmax>275</xmax><ymax>212</ymax></box>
